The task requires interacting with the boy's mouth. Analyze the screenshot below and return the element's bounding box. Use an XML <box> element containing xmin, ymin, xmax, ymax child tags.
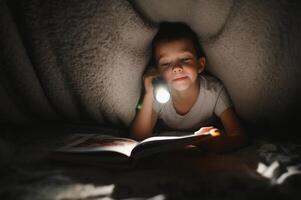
<box><xmin>173</xmin><ymin>76</ymin><xmax>188</xmax><ymax>81</ymax></box>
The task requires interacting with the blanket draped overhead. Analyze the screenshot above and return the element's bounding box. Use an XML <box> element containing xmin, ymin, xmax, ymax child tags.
<box><xmin>1</xmin><ymin>0</ymin><xmax>300</xmax><ymax>133</ymax></box>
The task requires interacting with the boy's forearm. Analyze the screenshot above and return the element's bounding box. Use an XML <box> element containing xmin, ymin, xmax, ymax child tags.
<box><xmin>130</xmin><ymin>92</ymin><xmax>155</xmax><ymax>140</ymax></box>
<box><xmin>211</xmin><ymin>134</ymin><xmax>247</xmax><ymax>153</ymax></box>
<box><xmin>205</xmin><ymin>124</ymin><xmax>249</xmax><ymax>153</ymax></box>
<box><xmin>197</xmin><ymin>134</ymin><xmax>248</xmax><ymax>153</ymax></box>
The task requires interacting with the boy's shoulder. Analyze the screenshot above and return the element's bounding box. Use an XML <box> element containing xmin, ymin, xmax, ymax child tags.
<box><xmin>200</xmin><ymin>74</ymin><xmax>225</xmax><ymax>92</ymax></box>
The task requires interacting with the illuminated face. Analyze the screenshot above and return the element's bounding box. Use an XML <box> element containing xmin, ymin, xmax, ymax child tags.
<box><xmin>155</xmin><ymin>38</ymin><xmax>205</xmax><ymax>92</ymax></box>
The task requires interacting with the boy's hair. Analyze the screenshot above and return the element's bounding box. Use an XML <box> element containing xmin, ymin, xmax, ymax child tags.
<box><xmin>150</xmin><ymin>21</ymin><xmax>205</xmax><ymax>66</ymax></box>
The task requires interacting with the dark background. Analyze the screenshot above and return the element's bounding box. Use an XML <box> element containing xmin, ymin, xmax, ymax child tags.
<box><xmin>1</xmin><ymin>0</ymin><xmax>301</xmax><ymax>140</ymax></box>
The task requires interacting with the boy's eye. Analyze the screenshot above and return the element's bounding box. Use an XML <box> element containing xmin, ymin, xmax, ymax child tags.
<box><xmin>182</xmin><ymin>58</ymin><xmax>191</xmax><ymax>62</ymax></box>
<box><xmin>160</xmin><ymin>63</ymin><xmax>170</xmax><ymax>68</ymax></box>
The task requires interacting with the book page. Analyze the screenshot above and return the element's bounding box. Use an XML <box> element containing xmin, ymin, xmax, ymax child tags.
<box><xmin>56</xmin><ymin>134</ymin><xmax>138</xmax><ymax>157</ymax></box>
<box><xmin>139</xmin><ymin>131</ymin><xmax>210</xmax><ymax>144</ymax></box>
<box><xmin>131</xmin><ymin>131</ymin><xmax>211</xmax><ymax>158</ymax></box>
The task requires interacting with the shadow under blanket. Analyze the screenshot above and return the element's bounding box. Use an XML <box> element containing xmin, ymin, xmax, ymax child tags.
<box><xmin>0</xmin><ymin>125</ymin><xmax>300</xmax><ymax>200</ymax></box>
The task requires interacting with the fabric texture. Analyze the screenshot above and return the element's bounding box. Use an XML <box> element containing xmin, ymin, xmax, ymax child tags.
<box><xmin>0</xmin><ymin>0</ymin><xmax>301</xmax><ymax>134</ymax></box>
<box><xmin>0</xmin><ymin>0</ymin><xmax>156</xmax><ymax>127</ymax></box>
<box><xmin>153</xmin><ymin>75</ymin><xmax>232</xmax><ymax>131</ymax></box>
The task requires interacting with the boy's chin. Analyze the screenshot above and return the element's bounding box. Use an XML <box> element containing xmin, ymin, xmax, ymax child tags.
<box><xmin>170</xmin><ymin>83</ymin><xmax>191</xmax><ymax>91</ymax></box>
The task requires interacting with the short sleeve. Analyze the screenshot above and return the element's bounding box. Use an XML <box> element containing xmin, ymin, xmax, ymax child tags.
<box><xmin>214</xmin><ymin>87</ymin><xmax>232</xmax><ymax>116</ymax></box>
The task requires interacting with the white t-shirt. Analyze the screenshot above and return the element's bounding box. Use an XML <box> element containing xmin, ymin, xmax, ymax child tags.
<box><xmin>153</xmin><ymin>75</ymin><xmax>232</xmax><ymax>131</ymax></box>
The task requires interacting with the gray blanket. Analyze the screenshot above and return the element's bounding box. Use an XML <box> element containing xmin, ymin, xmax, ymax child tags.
<box><xmin>1</xmin><ymin>0</ymin><xmax>301</xmax><ymax>131</ymax></box>
<box><xmin>1</xmin><ymin>1</ymin><xmax>301</xmax><ymax>198</ymax></box>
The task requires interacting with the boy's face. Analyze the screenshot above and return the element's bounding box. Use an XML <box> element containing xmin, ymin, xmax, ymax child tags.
<box><xmin>155</xmin><ymin>38</ymin><xmax>205</xmax><ymax>92</ymax></box>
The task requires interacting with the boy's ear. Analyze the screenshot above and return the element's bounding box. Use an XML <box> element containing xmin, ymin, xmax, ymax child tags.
<box><xmin>198</xmin><ymin>57</ymin><xmax>206</xmax><ymax>73</ymax></box>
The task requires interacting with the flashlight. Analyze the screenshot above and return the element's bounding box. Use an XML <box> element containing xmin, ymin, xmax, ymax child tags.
<box><xmin>152</xmin><ymin>76</ymin><xmax>170</xmax><ymax>104</ymax></box>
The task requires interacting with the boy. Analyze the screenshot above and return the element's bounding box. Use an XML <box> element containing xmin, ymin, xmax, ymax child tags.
<box><xmin>130</xmin><ymin>22</ymin><xmax>247</xmax><ymax>153</ymax></box>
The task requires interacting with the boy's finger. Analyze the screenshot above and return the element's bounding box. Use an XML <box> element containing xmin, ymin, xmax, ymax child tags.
<box><xmin>194</xmin><ymin>126</ymin><xmax>213</xmax><ymax>135</ymax></box>
<box><xmin>199</xmin><ymin>126</ymin><xmax>214</xmax><ymax>132</ymax></box>
<box><xmin>143</xmin><ymin>73</ymin><xmax>159</xmax><ymax>81</ymax></box>
<box><xmin>209</xmin><ymin>128</ymin><xmax>221</xmax><ymax>137</ymax></box>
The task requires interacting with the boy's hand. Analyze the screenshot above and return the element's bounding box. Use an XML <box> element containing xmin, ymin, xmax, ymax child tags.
<box><xmin>194</xmin><ymin>126</ymin><xmax>221</xmax><ymax>137</ymax></box>
<box><xmin>193</xmin><ymin>126</ymin><xmax>246</xmax><ymax>153</ymax></box>
<box><xmin>191</xmin><ymin>126</ymin><xmax>222</xmax><ymax>149</ymax></box>
<box><xmin>143</xmin><ymin>68</ymin><xmax>160</xmax><ymax>94</ymax></box>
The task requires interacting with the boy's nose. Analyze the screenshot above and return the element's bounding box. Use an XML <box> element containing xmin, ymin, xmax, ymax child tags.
<box><xmin>172</xmin><ymin>63</ymin><xmax>183</xmax><ymax>73</ymax></box>
<box><xmin>172</xmin><ymin>66</ymin><xmax>183</xmax><ymax>73</ymax></box>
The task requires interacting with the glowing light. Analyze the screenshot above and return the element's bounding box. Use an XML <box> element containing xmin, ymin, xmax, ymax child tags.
<box><xmin>155</xmin><ymin>87</ymin><xmax>170</xmax><ymax>103</ymax></box>
<box><xmin>136</xmin><ymin>103</ymin><xmax>142</xmax><ymax>110</ymax></box>
<box><xmin>152</xmin><ymin>76</ymin><xmax>170</xmax><ymax>104</ymax></box>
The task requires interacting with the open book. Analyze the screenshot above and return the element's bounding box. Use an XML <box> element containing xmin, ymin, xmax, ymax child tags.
<box><xmin>50</xmin><ymin>131</ymin><xmax>212</xmax><ymax>167</ymax></box>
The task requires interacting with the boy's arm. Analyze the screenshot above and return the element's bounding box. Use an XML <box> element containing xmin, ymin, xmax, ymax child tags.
<box><xmin>130</xmin><ymin>69</ymin><xmax>159</xmax><ymax>141</ymax></box>
<box><xmin>130</xmin><ymin>92</ymin><xmax>158</xmax><ymax>141</ymax></box>
<box><xmin>195</xmin><ymin>107</ymin><xmax>248</xmax><ymax>153</ymax></box>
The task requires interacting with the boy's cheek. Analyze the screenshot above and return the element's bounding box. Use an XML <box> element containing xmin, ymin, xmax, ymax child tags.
<box><xmin>161</xmin><ymin>72</ymin><xmax>171</xmax><ymax>82</ymax></box>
